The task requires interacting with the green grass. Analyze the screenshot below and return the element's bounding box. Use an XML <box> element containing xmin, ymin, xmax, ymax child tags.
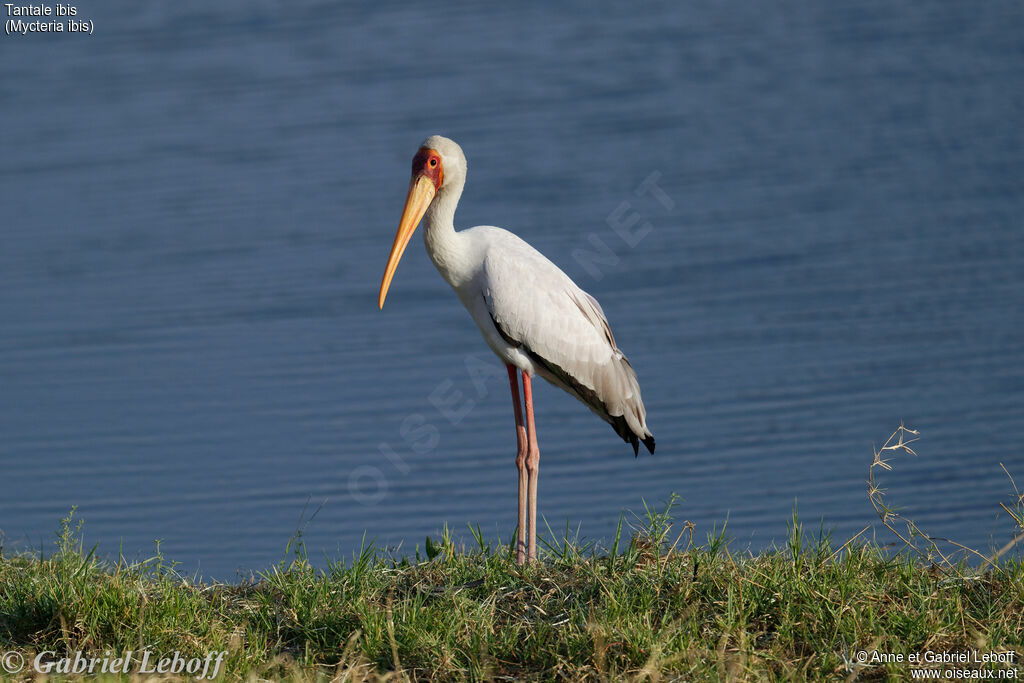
<box><xmin>2</xmin><ymin>428</ymin><xmax>1023</xmax><ymax>680</ymax></box>
<box><xmin>1</xmin><ymin>501</ymin><xmax>1022</xmax><ymax>681</ymax></box>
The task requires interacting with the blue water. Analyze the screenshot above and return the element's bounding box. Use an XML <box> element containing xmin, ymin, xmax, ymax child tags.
<box><xmin>1</xmin><ymin>2</ymin><xmax>1022</xmax><ymax>579</ymax></box>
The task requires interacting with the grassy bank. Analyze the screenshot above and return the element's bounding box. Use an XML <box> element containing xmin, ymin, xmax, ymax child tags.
<box><xmin>1</xmin><ymin>506</ymin><xmax>1022</xmax><ymax>681</ymax></box>
<box><xmin>2</xmin><ymin>429</ymin><xmax>1023</xmax><ymax>680</ymax></box>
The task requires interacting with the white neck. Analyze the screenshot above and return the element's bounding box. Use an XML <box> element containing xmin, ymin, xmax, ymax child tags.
<box><xmin>422</xmin><ymin>176</ymin><xmax>470</xmax><ymax>288</ymax></box>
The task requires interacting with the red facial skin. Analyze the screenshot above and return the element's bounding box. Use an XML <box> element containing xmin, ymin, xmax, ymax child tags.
<box><xmin>412</xmin><ymin>148</ymin><xmax>444</xmax><ymax>190</ymax></box>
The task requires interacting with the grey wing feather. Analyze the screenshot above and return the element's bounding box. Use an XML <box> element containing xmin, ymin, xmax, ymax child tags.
<box><xmin>481</xmin><ymin>242</ymin><xmax>655</xmax><ymax>456</ymax></box>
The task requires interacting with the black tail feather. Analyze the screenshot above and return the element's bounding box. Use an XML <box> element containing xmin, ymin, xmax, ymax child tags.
<box><xmin>622</xmin><ymin>426</ymin><xmax>655</xmax><ymax>457</ymax></box>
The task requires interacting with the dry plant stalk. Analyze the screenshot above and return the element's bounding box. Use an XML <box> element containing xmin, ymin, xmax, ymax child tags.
<box><xmin>867</xmin><ymin>423</ymin><xmax>1024</xmax><ymax>575</ymax></box>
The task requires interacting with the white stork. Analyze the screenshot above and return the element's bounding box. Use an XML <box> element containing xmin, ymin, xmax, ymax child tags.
<box><xmin>378</xmin><ymin>135</ymin><xmax>655</xmax><ymax>564</ymax></box>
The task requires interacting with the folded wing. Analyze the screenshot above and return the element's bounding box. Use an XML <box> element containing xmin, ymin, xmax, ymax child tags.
<box><xmin>479</xmin><ymin>233</ymin><xmax>655</xmax><ymax>456</ymax></box>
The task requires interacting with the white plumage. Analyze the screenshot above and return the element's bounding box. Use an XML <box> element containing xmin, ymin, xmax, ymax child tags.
<box><xmin>467</xmin><ymin>226</ymin><xmax>653</xmax><ymax>453</ymax></box>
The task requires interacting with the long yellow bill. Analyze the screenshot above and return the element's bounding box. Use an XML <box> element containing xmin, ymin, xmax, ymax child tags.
<box><xmin>378</xmin><ymin>174</ymin><xmax>436</xmax><ymax>309</ymax></box>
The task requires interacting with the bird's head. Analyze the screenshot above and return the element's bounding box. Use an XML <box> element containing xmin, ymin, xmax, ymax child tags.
<box><xmin>378</xmin><ymin>135</ymin><xmax>466</xmax><ymax>309</ymax></box>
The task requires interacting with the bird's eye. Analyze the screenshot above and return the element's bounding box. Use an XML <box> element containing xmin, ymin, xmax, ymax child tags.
<box><xmin>429</xmin><ymin>158</ymin><xmax>438</xmax><ymax>167</ymax></box>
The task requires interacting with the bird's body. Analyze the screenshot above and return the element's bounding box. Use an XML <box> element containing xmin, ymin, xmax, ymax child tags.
<box><xmin>378</xmin><ymin>135</ymin><xmax>655</xmax><ymax>562</ymax></box>
<box><xmin>428</xmin><ymin>223</ymin><xmax>654</xmax><ymax>454</ymax></box>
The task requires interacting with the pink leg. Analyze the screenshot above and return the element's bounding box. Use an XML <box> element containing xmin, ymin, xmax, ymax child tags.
<box><xmin>522</xmin><ymin>371</ymin><xmax>540</xmax><ymax>562</ymax></box>
<box><xmin>507</xmin><ymin>364</ymin><xmax>528</xmax><ymax>565</ymax></box>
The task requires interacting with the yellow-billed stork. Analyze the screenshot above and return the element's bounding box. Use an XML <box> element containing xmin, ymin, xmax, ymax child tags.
<box><xmin>378</xmin><ymin>136</ymin><xmax>655</xmax><ymax>563</ymax></box>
